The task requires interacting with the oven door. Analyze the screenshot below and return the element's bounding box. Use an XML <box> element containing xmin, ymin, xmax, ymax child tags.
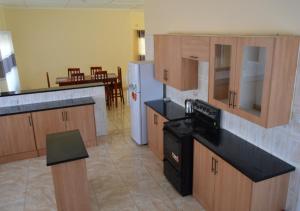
<box><xmin>164</xmin><ymin>128</ymin><xmax>182</xmax><ymax>171</ymax></box>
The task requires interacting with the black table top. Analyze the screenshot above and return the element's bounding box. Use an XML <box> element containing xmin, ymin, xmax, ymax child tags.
<box><xmin>0</xmin><ymin>97</ymin><xmax>95</xmax><ymax>117</ymax></box>
<box><xmin>46</xmin><ymin>130</ymin><xmax>89</xmax><ymax>166</ymax></box>
<box><xmin>145</xmin><ymin>99</ymin><xmax>188</xmax><ymax>121</ymax></box>
<box><xmin>193</xmin><ymin>129</ymin><xmax>295</xmax><ymax>182</ymax></box>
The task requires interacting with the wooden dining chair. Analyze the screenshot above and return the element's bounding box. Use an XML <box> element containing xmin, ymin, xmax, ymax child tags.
<box><xmin>71</xmin><ymin>73</ymin><xmax>85</xmax><ymax>81</ymax></box>
<box><xmin>68</xmin><ymin>68</ymin><xmax>80</xmax><ymax>77</ymax></box>
<box><xmin>46</xmin><ymin>72</ymin><xmax>51</xmax><ymax>88</ymax></box>
<box><xmin>112</xmin><ymin>66</ymin><xmax>125</xmax><ymax>105</ymax></box>
<box><xmin>90</xmin><ymin>66</ymin><xmax>102</xmax><ymax>75</ymax></box>
<box><xmin>95</xmin><ymin>71</ymin><xmax>113</xmax><ymax>108</ymax></box>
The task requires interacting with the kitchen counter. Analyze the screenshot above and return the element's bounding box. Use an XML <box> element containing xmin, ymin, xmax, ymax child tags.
<box><xmin>0</xmin><ymin>97</ymin><xmax>95</xmax><ymax>116</ymax></box>
<box><xmin>193</xmin><ymin>129</ymin><xmax>295</xmax><ymax>182</ymax></box>
<box><xmin>46</xmin><ymin>130</ymin><xmax>89</xmax><ymax>166</ymax></box>
<box><xmin>145</xmin><ymin>99</ymin><xmax>188</xmax><ymax>121</ymax></box>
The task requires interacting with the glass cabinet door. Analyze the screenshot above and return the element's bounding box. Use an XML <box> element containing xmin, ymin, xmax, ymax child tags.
<box><xmin>235</xmin><ymin>37</ymin><xmax>274</xmax><ymax>121</ymax></box>
<box><xmin>209</xmin><ymin>37</ymin><xmax>237</xmax><ymax>110</ymax></box>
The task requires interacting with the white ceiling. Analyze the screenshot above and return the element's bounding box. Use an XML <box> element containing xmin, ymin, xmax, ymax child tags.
<box><xmin>0</xmin><ymin>0</ymin><xmax>144</xmax><ymax>9</ymax></box>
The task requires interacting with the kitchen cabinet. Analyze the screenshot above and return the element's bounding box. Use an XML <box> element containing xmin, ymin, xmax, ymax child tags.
<box><xmin>193</xmin><ymin>140</ymin><xmax>290</xmax><ymax>211</ymax></box>
<box><xmin>146</xmin><ymin>106</ymin><xmax>167</xmax><ymax>160</ymax></box>
<box><xmin>182</xmin><ymin>36</ymin><xmax>210</xmax><ymax>61</ymax></box>
<box><xmin>32</xmin><ymin>109</ymin><xmax>66</xmax><ymax>154</ymax></box>
<box><xmin>32</xmin><ymin>105</ymin><xmax>97</xmax><ymax>154</ymax></box>
<box><xmin>154</xmin><ymin>35</ymin><xmax>200</xmax><ymax>90</ymax></box>
<box><xmin>209</xmin><ymin>36</ymin><xmax>299</xmax><ymax>127</ymax></box>
<box><xmin>0</xmin><ymin>113</ymin><xmax>37</xmax><ymax>163</ymax></box>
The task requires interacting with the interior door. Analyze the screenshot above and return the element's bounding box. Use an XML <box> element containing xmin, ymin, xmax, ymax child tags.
<box><xmin>0</xmin><ymin>113</ymin><xmax>36</xmax><ymax>156</ymax></box>
<box><xmin>234</xmin><ymin>37</ymin><xmax>274</xmax><ymax>125</ymax></box>
<box><xmin>65</xmin><ymin>105</ymin><xmax>96</xmax><ymax>147</ymax></box>
<box><xmin>32</xmin><ymin>109</ymin><xmax>66</xmax><ymax>152</ymax></box>
<box><xmin>213</xmin><ymin>157</ymin><xmax>252</xmax><ymax>211</ymax></box>
<box><xmin>193</xmin><ymin>141</ymin><xmax>215</xmax><ymax>211</ymax></box>
<box><xmin>209</xmin><ymin>37</ymin><xmax>237</xmax><ymax>111</ymax></box>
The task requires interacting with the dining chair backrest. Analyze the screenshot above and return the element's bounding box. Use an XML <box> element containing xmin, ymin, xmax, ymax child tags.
<box><xmin>117</xmin><ymin>66</ymin><xmax>122</xmax><ymax>86</ymax></box>
<box><xmin>46</xmin><ymin>72</ymin><xmax>50</xmax><ymax>88</ymax></box>
<box><xmin>94</xmin><ymin>71</ymin><xmax>108</xmax><ymax>82</ymax></box>
<box><xmin>68</xmin><ymin>68</ymin><xmax>80</xmax><ymax>77</ymax></box>
<box><xmin>71</xmin><ymin>73</ymin><xmax>85</xmax><ymax>81</ymax></box>
<box><xmin>90</xmin><ymin>66</ymin><xmax>102</xmax><ymax>75</ymax></box>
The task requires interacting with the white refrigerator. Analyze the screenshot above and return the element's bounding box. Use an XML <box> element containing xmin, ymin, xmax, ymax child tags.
<box><xmin>128</xmin><ymin>61</ymin><xmax>163</xmax><ymax>145</ymax></box>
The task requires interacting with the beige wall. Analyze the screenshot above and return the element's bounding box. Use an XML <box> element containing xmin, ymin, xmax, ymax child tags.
<box><xmin>4</xmin><ymin>8</ymin><xmax>144</xmax><ymax>90</ymax></box>
<box><xmin>144</xmin><ymin>1</ymin><xmax>300</xmax><ymax>211</ymax></box>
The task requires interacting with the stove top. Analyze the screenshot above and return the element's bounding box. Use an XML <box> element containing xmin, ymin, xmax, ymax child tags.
<box><xmin>164</xmin><ymin>100</ymin><xmax>221</xmax><ymax>138</ymax></box>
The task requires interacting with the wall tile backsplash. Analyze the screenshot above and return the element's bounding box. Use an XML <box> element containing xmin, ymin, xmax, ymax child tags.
<box><xmin>166</xmin><ymin>58</ymin><xmax>300</xmax><ymax>210</ymax></box>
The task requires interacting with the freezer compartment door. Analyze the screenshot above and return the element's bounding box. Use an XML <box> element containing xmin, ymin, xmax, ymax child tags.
<box><xmin>129</xmin><ymin>91</ymin><xmax>142</xmax><ymax>144</ymax></box>
<box><xmin>127</xmin><ymin>62</ymin><xmax>141</xmax><ymax>93</ymax></box>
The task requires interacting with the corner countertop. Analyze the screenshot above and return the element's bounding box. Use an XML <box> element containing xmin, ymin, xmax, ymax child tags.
<box><xmin>46</xmin><ymin>130</ymin><xmax>89</xmax><ymax>166</ymax></box>
<box><xmin>145</xmin><ymin>99</ymin><xmax>188</xmax><ymax>121</ymax></box>
<box><xmin>0</xmin><ymin>97</ymin><xmax>95</xmax><ymax>117</ymax></box>
<box><xmin>193</xmin><ymin>129</ymin><xmax>296</xmax><ymax>182</ymax></box>
<box><xmin>0</xmin><ymin>82</ymin><xmax>104</xmax><ymax>97</ymax></box>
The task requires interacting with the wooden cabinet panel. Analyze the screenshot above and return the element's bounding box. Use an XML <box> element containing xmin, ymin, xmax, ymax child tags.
<box><xmin>146</xmin><ymin>107</ymin><xmax>166</xmax><ymax>161</ymax></box>
<box><xmin>182</xmin><ymin>36</ymin><xmax>210</xmax><ymax>61</ymax></box>
<box><xmin>193</xmin><ymin>141</ymin><xmax>215</xmax><ymax>211</ymax></box>
<box><xmin>32</xmin><ymin>109</ymin><xmax>66</xmax><ymax>151</ymax></box>
<box><xmin>157</xmin><ymin>115</ymin><xmax>167</xmax><ymax>160</ymax></box>
<box><xmin>213</xmin><ymin>157</ymin><xmax>252</xmax><ymax>211</ymax></box>
<box><xmin>147</xmin><ymin>107</ymin><xmax>157</xmax><ymax>157</ymax></box>
<box><xmin>65</xmin><ymin>105</ymin><xmax>97</xmax><ymax>147</ymax></box>
<box><xmin>0</xmin><ymin>113</ymin><xmax>36</xmax><ymax>156</ymax></box>
<box><xmin>154</xmin><ymin>35</ymin><xmax>198</xmax><ymax>90</ymax></box>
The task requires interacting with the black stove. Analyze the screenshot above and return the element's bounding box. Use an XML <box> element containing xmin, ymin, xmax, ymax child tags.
<box><xmin>163</xmin><ymin>99</ymin><xmax>220</xmax><ymax>196</ymax></box>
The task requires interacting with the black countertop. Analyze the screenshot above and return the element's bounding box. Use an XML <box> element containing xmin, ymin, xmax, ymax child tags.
<box><xmin>193</xmin><ymin>129</ymin><xmax>295</xmax><ymax>182</ymax></box>
<box><xmin>145</xmin><ymin>99</ymin><xmax>188</xmax><ymax>121</ymax></box>
<box><xmin>0</xmin><ymin>97</ymin><xmax>95</xmax><ymax>116</ymax></box>
<box><xmin>0</xmin><ymin>82</ymin><xmax>104</xmax><ymax>97</ymax></box>
<box><xmin>46</xmin><ymin>130</ymin><xmax>89</xmax><ymax>166</ymax></box>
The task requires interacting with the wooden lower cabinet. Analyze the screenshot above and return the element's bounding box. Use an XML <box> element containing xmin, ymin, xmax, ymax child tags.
<box><xmin>147</xmin><ymin>107</ymin><xmax>167</xmax><ymax>160</ymax></box>
<box><xmin>32</xmin><ymin>105</ymin><xmax>97</xmax><ymax>155</ymax></box>
<box><xmin>0</xmin><ymin>113</ymin><xmax>37</xmax><ymax>163</ymax></box>
<box><xmin>193</xmin><ymin>140</ymin><xmax>290</xmax><ymax>211</ymax></box>
<box><xmin>65</xmin><ymin>105</ymin><xmax>97</xmax><ymax>147</ymax></box>
<box><xmin>32</xmin><ymin>109</ymin><xmax>66</xmax><ymax>154</ymax></box>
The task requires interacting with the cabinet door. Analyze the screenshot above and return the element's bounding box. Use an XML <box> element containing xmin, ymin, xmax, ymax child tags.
<box><xmin>182</xmin><ymin>36</ymin><xmax>210</xmax><ymax>61</ymax></box>
<box><xmin>157</xmin><ymin>115</ymin><xmax>167</xmax><ymax>160</ymax></box>
<box><xmin>32</xmin><ymin>109</ymin><xmax>66</xmax><ymax>151</ymax></box>
<box><xmin>65</xmin><ymin>105</ymin><xmax>97</xmax><ymax>147</ymax></box>
<box><xmin>193</xmin><ymin>141</ymin><xmax>215</xmax><ymax>211</ymax></box>
<box><xmin>234</xmin><ymin>37</ymin><xmax>274</xmax><ymax>125</ymax></box>
<box><xmin>0</xmin><ymin>113</ymin><xmax>36</xmax><ymax>156</ymax></box>
<box><xmin>214</xmin><ymin>157</ymin><xmax>252</xmax><ymax>211</ymax></box>
<box><xmin>147</xmin><ymin>107</ymin><xmax>158</xmax><ymax>157</ymax></box>
<box><xmin>154</xmin><ymin>35</ymin><xmax>182</xmax><ymax>87</ymax></box>
<box><xmin>209</xmin><ymin>37</ymin><xmax>237</xmax><ymax>112</ymax></box>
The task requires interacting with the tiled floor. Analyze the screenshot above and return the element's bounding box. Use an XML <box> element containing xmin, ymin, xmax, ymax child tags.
<box><xmin>0</xmin><ymin>104</ymin><xmax>204</xmax><ymax>211</ymax></box>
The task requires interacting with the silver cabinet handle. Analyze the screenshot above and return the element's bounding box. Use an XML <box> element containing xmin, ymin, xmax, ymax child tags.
<box><xmin>28</xmin><ymin>116</ymin><xmax>32</xmax><ymax>127</ymax></box>
<box><xmin>214</xmin><ymin>159</ymin><xmax>218</xmax><ymax>175</ymax></box>
<box><xmin>163</xmin><ymin>69</ymin><xmax>168</xmax><ymax>81</ymax></box>
<box><xmin>62</xmin><ymin>112</ymin><xmax>65</xmax><ymax>121</ymax></box>
<box><xmin>65</xmin><ymin>111</ymin><xmax>68</xmax><ymax>121</ymax></box>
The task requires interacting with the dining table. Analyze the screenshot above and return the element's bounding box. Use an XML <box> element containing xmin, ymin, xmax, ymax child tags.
<box><xmin>55</xmin><ymin>73</ymin><xmax>119</xmax><ymax>107</ymax></box>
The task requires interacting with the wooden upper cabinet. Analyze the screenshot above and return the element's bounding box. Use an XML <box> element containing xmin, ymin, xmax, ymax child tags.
<box><xmin>65</xmin><ymin>105</ymin><xmax>97</xmax><ymax>147</ymax></box>
<box><xmin>182</xmin><ymin>36</ymin><xmax>210</xmax><ymax>61</ymax></box>
<box><xmin>209</xmin><ymin>37</ymin><xmax>237</xmax><ymax>112</ymax></box>
<box><xmin>154</xmin><ymin>34</ymin><xmax>199</xmax><ymax>90</ymax></box>
<box><xmin>0</xmin><ymin>113</ymin><xmax>36</xmax><ymax>156</ymax></box>
<box><xmin>32</xmin><ymin>109</ymin><xmax>66</xmax><ymax>152</ymax></box>
<box><xmin>209</xmin><ymin>36</ymin><xmax>299</xmax><ymax>127</ymax></box>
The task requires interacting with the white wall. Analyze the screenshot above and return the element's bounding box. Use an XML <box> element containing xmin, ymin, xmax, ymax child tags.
<box><xmin>144</xmin><ymin>0</ymin><xmax>300</xmax><ymax>210</ymax></box>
